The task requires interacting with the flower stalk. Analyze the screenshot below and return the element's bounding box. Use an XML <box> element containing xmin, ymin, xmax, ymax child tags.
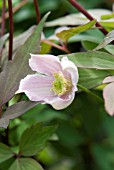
<box><xmin>0</xmin><ymin>0</ymin><xmax>28</xmax><ymax>24</ymax></box>
<box><xmin>0</xmin><ymin>0</ymin><xmax>6</xmax><ymax>60</ymax></box>
<box><xmin>68</xmin><ymin>0</ymin><xmax>108</xmax><ymax>35</ymax></box>
<box><xmin>0</xmin><ymin>105</ymin><xmax>2</xmax><ymax>118</ymax></box>
<box><xmin>33</xmin><ymin>0</ymin><xmax>40</xmax><ymax>24</ymax></box>
<box><xmin>42</xmin><ymin>39</ymin><xmax>70</xmax><ymax>53</ymax></box>
<box><xmin>1</xmin><ymin>0</ymin><xmax>6</xmax><ymax>36</ymax></box>
<box><xmin>77</xmin><ymin>84</ymin><xmax>103</xmax><ymax>103</ymax></box>
<box><xmin>8</xmin><ymin>0</ymin><xmax>13</xmax><ymax>60</ymax></box>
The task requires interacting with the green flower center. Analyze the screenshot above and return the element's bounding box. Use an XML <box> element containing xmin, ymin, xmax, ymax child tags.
<box><xmin>52</xmin><ymin>72</ymin><xmax>72</xmax><ymax>96</ymax></box>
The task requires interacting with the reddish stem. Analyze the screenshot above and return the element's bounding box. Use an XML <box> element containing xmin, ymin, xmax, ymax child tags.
<box><xmin>0</xmin><ymin>0</ymin><xmax>28</xmax><ymax>24</ymax></box>
<box><xmin>0</xmin><ymin>0</ymin><xmax>6</xmax><ymax>60</ymax></box>
<box><xmin>5</xmin><ymin>127</ymin><xmax>9</xmax><ymax>145</ymax></box>
<box><xmin>42</xmin><ymin>39</ymin><xmax>70</xmax><ymax>53</ymax></box>
<box><xmin>0</xmin><ymin>105</ymin><xmax>2</xmax><ymax>118</ymax></box>
<box><xmin>68</xmin><ymin>0</ymin><xmax>108</xmax><ymax>35</ymax></box>
<box><xmin>8</xmin><ymin>0</ymin><xmax>13</xmax><ymax>60</ymax></box>
<box><xmin>33</xmin><ymin>0</ymin><xmax>40</xmax><ymax>24</ymax></box>
<box><xmin>1</xmin><ymin>0</ymin><xmax>6</xmax><ymax>36</ymax></box>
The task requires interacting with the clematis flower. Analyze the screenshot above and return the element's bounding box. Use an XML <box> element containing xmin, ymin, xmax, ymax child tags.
<box><xmin>18</xmin><ymin>54</ymin><xmax>79</xmax><ymax>110</ymax></box>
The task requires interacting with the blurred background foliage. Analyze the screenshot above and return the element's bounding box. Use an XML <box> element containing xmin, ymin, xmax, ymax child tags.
<box><xmin>0</xmin><ymin>0</ymin><xmax>113</xmax><ymax>34</ymax></box>
<box><xmin>1</xmin><ymin>0</ymin><xmax>114</xmax><ymax>170</ymax></box>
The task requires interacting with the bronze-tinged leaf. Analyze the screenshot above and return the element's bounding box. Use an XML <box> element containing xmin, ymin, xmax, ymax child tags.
<box><xmin>0</xmin><ymin>101</ymin><xmax>38</xmax><ymax>128</ymax></box>
<box><xmin>0</xmin><ymin>12</ymin><xmax>50</xmax><ymax>105</ymax></box>
<box><xmin>0</xmin><ymin>34</ymin><xmax>9</xmax><ymax>51</ymax></box>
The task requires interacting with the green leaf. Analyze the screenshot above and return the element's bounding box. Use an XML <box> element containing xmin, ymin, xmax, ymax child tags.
<box><xmin>92</xmin><ymin>144</ymin><xmax>114</xmax><ymax>170</ymax></box>
<box><xmin>56</xmin><ymin>20</ymin><xmax>96</xmax><ymax>41</ymax></box>
<box><xmin>105</xmin><ymin>45</ymin><xmax>114</xmax><ymax>55</ymax></box>
<box><xmin>0</xmin><ymin>157</ymin><xmax>15</xmax><ymax>170</ymax></box>
<box><xmin>45</xmin><ymin>13</ymin><xmax>87</xmax><ymax>27</ymax></box>
<box><xmin>0</xmin><ymin>101</ymin><xmax>38</xmax><ymax>129</ymax></box>
<box><xmin>40</xmin><ymin>41</ymin><xmax>52</xmax><ymax>54</ymax></box>
<box><xmin>0</xmin><ymin>143</ymin><xmax>14</xmax><ymax>163</ymax></box>
<box><xmin>82</xmin><ymin>41</ymin><xmax>114</xmax><ymax>55</ymax></box>
<box><xmin>19</xmin><ymin>123</ymin><xmax>57</xmax><ymax>156</ymax></box>
<box><xmin>82</xmin><ymin>41</ymin><xmax>98</xmax><ymax>50</ymax></box>
<box><xmin>9</xmin><ymin>158</ymin><xmax>44</xmax><ymax>170</ymax></box>
<box><xmin>0</xmin><ymin>12</ymin><xmax>50</xmax><ymax>105</ymax></box>
<box><xmin>45</xmin><ymin>9</ymin><xmax>112</xmax><ymax>27</ymax></box>
<box><xmin>100</xmin><ymin>21</ymin><xmax>114</xmax><ymax>29</ymax></box>
<box><xmin>79</xmin><ymin>68</ymin><xmax>111</xmax><ymax>89</ymax></box>
<box><xmin>101</xmin><ymin>13</ymin><xmax>114</xmax><ymax>20</ymax></box>
<box><xmin>69</xmin><ymin>30</ymin><xmax>104</xmax><ymax>44</ymax></box>
<box><xmin>59</xmin><ymin>51</ymin><xmax>114</xmax><ymax>70</ymax></box>
<box><xmin>93</xmin><ymin>30</ymin><xmax>114</xmax><ymax>51</ymax></box>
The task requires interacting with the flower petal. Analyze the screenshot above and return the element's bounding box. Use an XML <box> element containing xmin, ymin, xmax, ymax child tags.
<box><xmin>29</xmin><ymin>54</ymin><xmax>62</xmax><ymax>75</ymax></box>
<box><xmin>103</xmin><ymin>82</ymin><xmax>114</xmax><ymax>116</ymax></box>
<box><xmin>61</xmin><ymin>57</ymin><xmax>79</xmax><ymax>86</ymax></box>
<box><xmin>103</xmin><ymin>76</ymin><xmax>114</xmax><ymax>84</ymax></box>
<box><xmin>50</xmin><ymin>92</ymin><xmax>75</xmax><ymax>110</ymax></box>
<box><xmin>19</xmin><ymin>74</ymin><xmax>56</xmax><ymax>101</ymax></box>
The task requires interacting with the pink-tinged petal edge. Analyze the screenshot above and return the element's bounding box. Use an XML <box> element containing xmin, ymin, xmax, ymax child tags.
<box><xmin>49</xmin><ymin>92</ymin><xmax>75</xmax><ymax>110</ymax></box>
<box><xmin>103</xmin><ymin>76</ymin><xmax>114</xmax><ymax>84</ymax></box>
<box><xmin>18</xmin><ymin>55</ymin><xmax>78</xmax><ymax>110</ymax></box>
<box><xmin>19</xmin><ymin>74</ymin><xmax>56</xmax><ymax>102</ymax></box>
<box><xmin>61</xmin><ymin>57</ymin><xmax>79</xmax><ymax>87</ymax></box>
<box><xmin>29</xmin><ymin>54</ymin><xmax>62</xmax><ymax>75</ymax></box>
<box><xmin>103</xmin><ymin>82</ymin><xmax>114</xmax><ymax>116</ymax></box>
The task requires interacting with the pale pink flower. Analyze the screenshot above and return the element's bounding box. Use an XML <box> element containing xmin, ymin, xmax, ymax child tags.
<box><xmin>19</xmin><ymin>54</ymin><xmax>79</xmax><ymax>110</ymax></box>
